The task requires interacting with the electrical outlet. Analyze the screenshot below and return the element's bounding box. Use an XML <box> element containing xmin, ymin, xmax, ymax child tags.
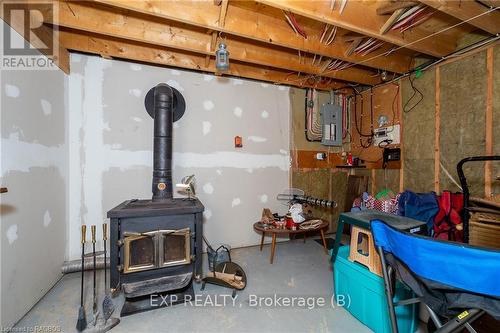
<box><xmin>373</xmin><ymin>124</ymin><xmax>400</xmax><ymax>146</ymax></box>
<box><xmin>316</xmin><ymin>153</ymin><xmax>327</xmax><ymax>160</ymax></box>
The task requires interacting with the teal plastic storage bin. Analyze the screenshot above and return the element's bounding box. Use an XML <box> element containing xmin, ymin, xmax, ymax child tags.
<box><xmin>334</xmin><ymin>246</ymin><xmax>418</xmax><ymax>333</ymax></box>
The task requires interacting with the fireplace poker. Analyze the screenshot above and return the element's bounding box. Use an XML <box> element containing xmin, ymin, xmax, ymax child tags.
<box><xmin>76</xmin><ymin>225</ymin><xmax>87</xmax><ymax>332</ymax></box>
<box><xmin>91</xmin><ymin>225</ymin><xmax>99</xmax><ymax>325</ymax></box>
<box><xmin>102</xmin><ymin>223</ymin><xmax>115</xmax><ymax>321</ymax></box>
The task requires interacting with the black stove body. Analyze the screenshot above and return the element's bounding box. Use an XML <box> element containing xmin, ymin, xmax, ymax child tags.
<box><xmin>107</xmin><ymin>83</ymin><xmax>203</xmax><ymax>316</ymax></box>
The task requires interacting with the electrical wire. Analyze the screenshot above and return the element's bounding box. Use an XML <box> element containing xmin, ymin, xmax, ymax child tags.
<box><xmin>304</xmin><ymin>88</ymin><xmax>322</xmax><ymax>142</ymax></box>
<box><xmin>402</xmin><ymin>72</ymin><xmax>423</xmax><ymax>113</ymax></box>
<box><xmin>391</xmin><ymin>83</ymin><xmax>399</xmax><ymax>124</ymax></box>
<box><xmin>286</xmin><ymin>6</ymin><xmax>499</xmax><ymax>86</ymax></box>
<box><xmin>352</xmin><ymin>90</ymin><xmax>374</xmax><ymax>148</ymax></box>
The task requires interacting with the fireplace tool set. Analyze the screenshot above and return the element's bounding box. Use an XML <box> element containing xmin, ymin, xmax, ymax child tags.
<box><xmin>201</xmin><ymin>237</ymin><xmax>247</xmax><ymax>298</ymax></box>
<box><xmin>76</xmin><ymin>223</ymin><xmax>120</xmax><ymax>332</ymax></box>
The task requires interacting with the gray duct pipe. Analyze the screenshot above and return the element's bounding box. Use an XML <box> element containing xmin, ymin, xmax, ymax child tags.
<box><xmin>61</xmin><ymin>257</ymin><xmax>110</xmax><ymax>274</ymax></box>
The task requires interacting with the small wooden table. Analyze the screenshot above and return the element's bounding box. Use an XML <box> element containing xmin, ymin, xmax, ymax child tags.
<box><xmin>253</xmin><ymin>220</ymin><xmax>329</xmax><ymax>264</ymax></box>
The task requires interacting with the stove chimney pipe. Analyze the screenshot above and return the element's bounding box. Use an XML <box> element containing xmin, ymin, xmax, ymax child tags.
<box><xmin>151</xmin><ymin>83</ymin><xmax>174</xmax><ymax>201</ymax></box>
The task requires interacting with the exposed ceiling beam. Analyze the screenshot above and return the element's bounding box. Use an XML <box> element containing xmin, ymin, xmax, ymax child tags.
<box><xmin>93</xmin><ymin>0</ymin><xmax>411</xmax><ymax>73</ymax></box>
<box><xmin>256</xmin><ymin>0</ymin><xmax>456</xmax><ymax>57</ymax></box>
<box><xmin>419</xmin><ymin>0</ymin><xmax>500</xmax><ymax>35</ymax></box>
<box><xmin>0</xmin><ymin>2</ymin><xmax>70</xmax><ymax>73</ymax></box>
<box><xmin>218</xmin><ymin>0</ymin><xmax>229</xmax><ymax>28</ymax></box>
<box><xmin>49</xmin><ymin>1</ymin><xmax>379</xmax><ymax>85</ymax></box>
<box><xmin>58</xmin><ymin>29</ymin><xmax>343</xmax><ymax>90</ymax></box>
<box><xmin>377</xmin><ymin>1</ymin><xmax>420</xmax><ymax>15</ymax></box>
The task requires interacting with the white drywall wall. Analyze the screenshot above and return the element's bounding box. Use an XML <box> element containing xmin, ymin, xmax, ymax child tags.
<box><xmin>67</xmin><ymin>54</ymin><xmax>291</xmax><ymax>260</ymax></box>
<box><xmin>0</xmin><ymin>22</ymin><xmax>68</xmax><ymax>328</ymax></box>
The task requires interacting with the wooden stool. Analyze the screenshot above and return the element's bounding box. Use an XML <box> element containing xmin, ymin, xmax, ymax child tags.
<box><xmin>348</xmin><ymin>226</ymin><xmax>382</xmax><ymax>277</ymax></box>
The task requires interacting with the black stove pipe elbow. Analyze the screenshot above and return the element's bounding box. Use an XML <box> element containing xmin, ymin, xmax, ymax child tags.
<box><xmin>152</xmin><ymin>83</ymin><xmax>174</xmax><ymax>201</ymax></box>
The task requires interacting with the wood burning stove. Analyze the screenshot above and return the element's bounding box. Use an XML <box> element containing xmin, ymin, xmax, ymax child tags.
<box><xmin>107</xmin><ymin>83</ymin><xmax>203</xmax><ymax>316</ymax></box>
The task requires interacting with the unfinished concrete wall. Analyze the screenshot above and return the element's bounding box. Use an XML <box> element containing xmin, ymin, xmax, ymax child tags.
<box><xmin>0</xmin><ymin>22</ymin><xmax>68</xmax><ymax>327</ymax></box>
<box><xmin>67</xmin><ymin>54</ymin><xmax>290</xmax><ymax>260</ymax></box>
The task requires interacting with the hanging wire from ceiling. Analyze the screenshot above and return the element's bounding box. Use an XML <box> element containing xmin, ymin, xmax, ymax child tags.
<box><xmin>402</xmin><ymin>72</ymin><xmax>424</xmax><ymax>113</ymax></box>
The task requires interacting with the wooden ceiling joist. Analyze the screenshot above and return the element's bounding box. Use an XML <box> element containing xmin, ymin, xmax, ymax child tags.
<box><xmin>49</xmin><ymin>1</ymin><xmax>380</xmax><ymax>85</ymax></box>
<box><xmin>419</xmin><ymin>0</ymin><xmax>500</xmax><ymax>35</ymax></box>
<box><xmin>93</xmin><ymin>0</ymin><xmax>411</xmax><ymax>74</ymax></box>
<box><xmin>255</xmin><ymin>0</ymin><xmax>456</xmax><ymax>57</ymax></box>
<box><xmin>59</xmin><ymin>29</ymin><xmax>343</xmax><ymax>90</ymax></box>
<box><xmin>377</xmin><ymin>1</ymin><xmax>420</xmax><ymax>15</ymax></box>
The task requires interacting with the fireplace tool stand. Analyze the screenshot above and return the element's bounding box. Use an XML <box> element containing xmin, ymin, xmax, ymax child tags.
<box><xmin>201</xmin><ymin>239</ymin><xmax>247</xmax><ymax>298</ymax></box>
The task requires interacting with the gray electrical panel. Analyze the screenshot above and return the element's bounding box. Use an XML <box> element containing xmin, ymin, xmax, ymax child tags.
<box><xmin>321</xmin><ymin>103</ymin><xmax>342</xmax><ymax>146</ymax></box>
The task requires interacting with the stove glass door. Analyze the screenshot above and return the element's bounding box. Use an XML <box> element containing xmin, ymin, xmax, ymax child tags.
<box><xmin>159</xmin><ymin>228</ymin><xmax>191</xmax><ymax>268</ymax></box>
<box><xmin>123</xmin><ymin>234</ymin><xmax>157</xmax><ymax>273</ymax></box>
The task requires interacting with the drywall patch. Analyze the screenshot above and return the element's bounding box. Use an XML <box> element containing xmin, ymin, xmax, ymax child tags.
<box><xmin>170</xmin><ymin>69</ymin><xmax>181</xmax><ymax>76</ymax></box>
<box><xmin>279</xmin><ymin>149</ymin><xmax>288</xmax><ymax>155</ymax></box>
<box><xmin>260</xmin><ymin>194</ymin><xmax>268</xmax><ymax>203</ymax></box>
<box><xmin>130</xmin><ymin>64</ymin><xmax>142</xmax><ymax>71</ymax></box>
<box><xmin>5</xmin><ymin>84</ymin><xmax>20</xmax><ymax>98</ymax></box>
<box><xmin>167</xmin><ymin>79</ymin><xmax>184</xmax><ymax>91</ymax></box>
<box><xmin>1</xmin><ymin>137</ymin><xmax>65</xmax><ymax>175</ymax></box>
<box><xmin>261</xmin><ymin>110</ymin><xmax>269</xmax><ymax>119</ymax></box>
<box><xmin>278</xmin><ymin>86</ymin><xmax>286</xmax><ymax>91</ymax></box>
<box><xmin>246</xmin><ymin>168</ymin><xmax>253</xmax><ymax>173</ymax></box>
<box><xmin>203</xmin><ymin>209</ymin><xmax>212</xmax><ymax>220</ymax></box>
<box><xmin>173</xmin><ymin>122</ymin><xmax>180</xmax><ymax>129</ymax></box>
<box><xmin>203</xmin><ymin>182</ymin><xmax>214</xmax><ymax>194</ymax></box>
<box><xmin>216</xmin><ymin>169</ymin><xmax>222</xmax><ymax>175</ymax></box>
<box><xmin>129</xmin><ymin>88</ymin><xmax>141</xmax><ymax>98</ymax></box>
<box><xmin>173</xmin><ymin>152</ymin><xmax>289</xmax><ymax>171</ymax></box>
<box><xmin>203</xmin><ymin>100</ymin><xmax>215</xmax><ymax>111</ymax></box>
<box><xmin>248</xmin><ymin>136</ymin><xmax>267</xmax><ymax>143</ymax></box>
<box><xmin>232</xmin><ymin>78</ymin><xmax>244</xmax><ymax>85</ymax></box>
<box><xmin>131</xmin><ymin>116</ymin><xmax>143</xmax><ymax>122</ymax></box>
<box><xmin>231</xmin><ymin>198</ymin><xmax>241</xmax><ymax>207</ymax></box>
<box><xmin>203</xmin><ymin>74</ymin><xmax>214</xmax><ymax>82</ymax></box>
<box><xmin>260</xmin><ymin>83</ymin><xmax>270</xmax><ymax>88</ymax></box>
<box><xmin>43</xmin><ymin>210</ymin><xmax>52</xmax><ymax>227</ymax></box>
<box><xmin>40</xmin><ymin>99</ymin><xmax>52</xmax><ymax>115</ymax></box>
<box><xmin>202</xmin><ymin>121</ymin><xmax>212</xmax><ymax>136</ymax></box>
<box><xmin>6</xmin><ymin>224</ymin><xmax>18</xmax><ymax>244</ymax></box>
<box><xmin>233</xmin><ymin>107</ymin><xmax>243</xmax><ymax>118</ymax></box>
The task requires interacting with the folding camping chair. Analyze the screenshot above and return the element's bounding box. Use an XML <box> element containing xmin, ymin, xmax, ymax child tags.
<box><xmin>370</xmin><ymin>219</ymin><xmax>500</xmax><ymax>333</ymax></box>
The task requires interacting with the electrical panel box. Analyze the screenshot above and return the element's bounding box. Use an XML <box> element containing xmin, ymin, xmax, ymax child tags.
<box><xmin>321</xmin><ymin>103</ymin><xmax>342</xmax><ymax>146</ymax></box>
<box><xmin>373</xmin><ymin>124</ymin><xmax>400</xmax><ymax>146</ymax></box>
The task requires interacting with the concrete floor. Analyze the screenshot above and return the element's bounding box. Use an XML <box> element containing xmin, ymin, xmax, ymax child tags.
<box><xmin>16</xmin><ymin>238</ymin><xmax>373</xmax><ymax>333</ymax></box>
